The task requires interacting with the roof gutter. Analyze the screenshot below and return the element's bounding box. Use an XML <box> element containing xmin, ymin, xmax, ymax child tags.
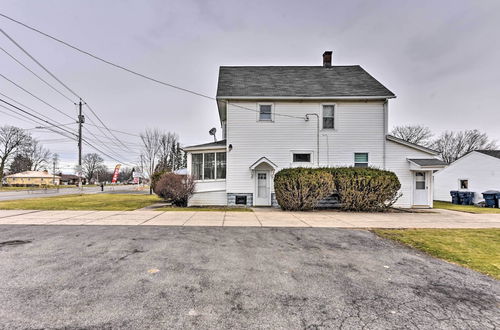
<box><xmin>217</xmin><ymin>95</ymin><xmax>396</xmax><ymax>101</ymax></box>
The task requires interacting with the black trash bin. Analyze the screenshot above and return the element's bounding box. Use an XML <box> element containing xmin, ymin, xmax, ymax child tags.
<box><xmin>458</xmin><ymin>191</ymin><xmax>474</xmax><ymax>205</ymax></box>
<box><xmin>496</xmin><ymin>193</ymin><xmax>500</xmax><ymax>208</ymax></box>
<box><xmin>450</xmin><ymin>191</ymin><xmax>459</xmax><ymax>204</ymax></box>
<box><xmin>482</xmin><ymin>190</ymin><xmax>500</xmax><ymax>208</ymax></box>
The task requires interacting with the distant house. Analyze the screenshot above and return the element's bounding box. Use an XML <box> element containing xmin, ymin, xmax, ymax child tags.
<box><xmin>434</xmin><ymin>150</ymin><xmax>500</xmax><ymax>204</ymax></box>
<box><xmin>59</xmin><ymin>174</ymin><xmax>87</xmax><ymax>185</ymax></box>
<box><xmin>183</xmin><ymin>51</ymin><xmax>447</xmax><ymax>208</ymax></box>
<box><xmin>5</xmin><ymin>170</ymin><xmax>60</xmax><ymax>186</ymax></box>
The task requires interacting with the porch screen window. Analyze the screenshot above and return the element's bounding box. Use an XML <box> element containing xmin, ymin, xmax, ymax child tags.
<box><xmin>293</xmin><ymin>153</ymin><xmax>311</xmax><ymax>163</ymax></box>
<box><xmin>354</xmin><ymin>153</ymin><xmax>368</xmax><ymax>167</ymax></box>
<box><xmin>193</xmin><ymin>152</ymin><xmax>226</xmax><ymax>181</ymax></box>
<box><xmin>204</xmin><ymin>153</ymin><xmax>215</xmax><ymax>180</ymax></box>
<box><xmin>192</xmin><ymin>154</ymin><xmax>203</xmax><ymax>180</ymax></box>
<box><xmin>322</xmin><ymin>105</ymin><xmax>335</xmax><ymax>129</ymax></box>
<box><xmin>259</xmin><ymin>104</ymin><xmax>272</xmax><ymax>121</ymax></box>
<box><xmin>216</xmin><ymin>152</ymin><xmax>227</xmax><ymax>179</ymax></box>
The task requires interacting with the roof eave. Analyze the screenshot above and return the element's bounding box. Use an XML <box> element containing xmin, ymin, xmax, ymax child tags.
<box><xmin>217</xmin><ymin>95</ymin><xmax>396</xmax><ymax>101</ymax></box>
<box><xmin>386</xmin><ymin>135</ymin><xmax>438</xmax><ymax>155</ymax></box>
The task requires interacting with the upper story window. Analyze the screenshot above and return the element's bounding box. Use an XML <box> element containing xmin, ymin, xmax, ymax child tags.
<box><xmin>259</xmin><ymin>104</ymin><xmax>273</xmax><ymax>121</ymax></box>
<box><xmin>293</xmin><ymin>153</ymin><xmax>312</xmax><ymax>163</ymax></box>
<box><xmin>354</xmin><ymin>153</ymin><xmax>368</xmax><ymax>167</ymax></box>
<box><xmin>192</xmin><ymin>152</ymin><xmax>227</xmax><ymax>181</ymax></box>
<box><xmin>322</xmin><ymin>105</ymin><xmax>335</xmax><ymax>129</ymax></box>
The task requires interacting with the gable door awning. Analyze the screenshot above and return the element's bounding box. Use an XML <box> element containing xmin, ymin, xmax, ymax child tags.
<box><xmin>407</xmin><ymin>158</ymin><xmax>447</xmax><ymax>171</ymax></box>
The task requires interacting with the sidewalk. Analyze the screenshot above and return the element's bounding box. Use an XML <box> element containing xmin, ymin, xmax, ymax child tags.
<box><xmin>0</xmin><ymin>208</ymin><xmax>499</xmax><ymax>228</ymax></box>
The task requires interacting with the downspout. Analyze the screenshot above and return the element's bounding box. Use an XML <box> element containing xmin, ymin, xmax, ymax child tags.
<box><xmin>383</xmin><ymin>100</ymin><xmax>388</xmax><ymax>169</ymax></box>
<box><xmin>305</xmin><ymin>113</ymin><xmax>320</xmax><ymax>167</ymax></box>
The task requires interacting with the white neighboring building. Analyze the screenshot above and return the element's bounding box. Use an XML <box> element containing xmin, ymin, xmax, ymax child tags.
<box><xmin>184</xmin><ymin>51</ymin><xmax>446</xmax><ymax>208</ymax></box>
<box><xmin>434</xmin><ymin>150</ymin><xmax>500</xmax><ymax>203</ymax></box>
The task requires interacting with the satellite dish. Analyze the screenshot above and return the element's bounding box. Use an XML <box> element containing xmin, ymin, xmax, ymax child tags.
<box><xmin>209</xmin><ymin>127</ymin><xmax>217</xmax><ymax>142</ymax></box>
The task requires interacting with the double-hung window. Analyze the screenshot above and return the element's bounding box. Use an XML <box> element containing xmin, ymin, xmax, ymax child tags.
<box><xmin>191</xmin><ymin>152</ymin><xmax>227</xmax><ymax>181</ymax></box>
<box><xmin>322</xmin><ymin>105</ymin><xmax>335</xmax><ymax>129</ymax></box>
<box><xmin>354</xmin><ymin>153</ymin><xmax>368</xmax><ymax>167</ymax></box>
<box><xmin>259</xmin><ymin>104</ymin><xmax>273</xmax><ymax>121</ymax></box>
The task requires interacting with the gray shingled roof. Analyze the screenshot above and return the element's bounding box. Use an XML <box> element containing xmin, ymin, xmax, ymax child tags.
<box><xmin>216</xmin><ymin>66</ymin><xmax>395</xmax><ymax>98</ymax></box>
<box><xmin>183</xmin><ymin>140</ymin><xmax>226</xmax><ymax>150</ymax></box>
<box><xmin>476</xmin><ymin>150</ymin><xmax>500</xmax><ymax>159</ymax></box>
<box><xmin>408</xmin><ymin>158</ymin><xmax>447</xmax><ymax>166</ymax></box>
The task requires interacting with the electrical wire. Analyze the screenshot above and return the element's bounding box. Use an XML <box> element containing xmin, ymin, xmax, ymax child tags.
<box><xmin>0</xmin><ymin>45</ymin><xmax>75</xmax><ymax>103</ymax></box>
<box><xmin>0</xmin><ymin>13</ymin><xmax>305</xmax><ymax>120</ymax></box>
<box><xmin>0</xmin><ymin>26</ymin><xmax>131</xmax><ymax>151</ymax></box>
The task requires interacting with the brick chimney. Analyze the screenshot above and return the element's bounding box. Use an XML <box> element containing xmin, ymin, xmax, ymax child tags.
<box><xmin>323</xmin><ymin>51</ymin><xmax>332</xmax><ymax>67</ymax></box>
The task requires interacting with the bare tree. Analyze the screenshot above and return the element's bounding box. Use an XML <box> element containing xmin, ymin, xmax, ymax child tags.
<box><xmin>432</xmin><ymin>129</ymin><xmax>497</xmax><ymax>163</ymax></box>
<box><xmin>391</xmin><ymin>125</ymin><xmax>433</xmax><ymax>146</ymax></box>
<box><xmin>156</xmin><ymin>132</ymin><xmax>178</xmax><ymax>173</ymax></box>
<box><xmin>82</xmin><ymin>153</ymin><xmax>105</xmax><ymax>183</ymax></box>
<box><xmin>24</xmin><ymin>139</ymin><xmax>51</xmax><ymax>171</ymax></box>
<box><xmin>0</xmin><ymin>126</ymin><xmax>31</xmax><ymax>187</ymax></box>
<box><xmin>140</xmin><ymin>128</ymin><xmax>162</xmax><ymax>194</ymax></box>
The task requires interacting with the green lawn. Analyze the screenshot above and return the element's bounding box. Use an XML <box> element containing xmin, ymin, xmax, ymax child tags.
<box><xmin>154</xmin><ymin>206</ymin><xmax>253</xmax><ymax>212</ymax></box>
<box><xmin>434</xmin><ymin>200</ymin><xmax>500</xmax><ymax>214</ymax></box>
<box><xmin>374</xmin><ymin>229</ymin><xmax>500</xmax><ymax>279</ymax></box>
<box><xmin>0</xmin><ymin>194</ymin><xmax>161</xmax><ymax>211</ymax></box>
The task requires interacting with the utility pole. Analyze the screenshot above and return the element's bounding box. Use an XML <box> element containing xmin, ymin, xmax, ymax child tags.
<box><xmin>77</xmin><ymin>100</ymin><xmax>84</xmax><ymax>188</ymax></box>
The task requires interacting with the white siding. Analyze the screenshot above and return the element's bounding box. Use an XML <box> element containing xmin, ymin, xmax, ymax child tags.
<box><xmin>188</xmin><ymin>190</ymin><xmax>227</xmax><ymax>206</ymax></box>
<box><xmin>385</xmin><ymin>140</ymin><xmax>436</xmax><ymax>207</ymax></box>
<box><xmin>226</xmin><ymin>100</ymin><xmax>386</xmax><ymax>194</ymax></box>
<box><xmin>434</xmin><ymin>152</ymin><xmax>500</xmax><ymax>203</ymax></box>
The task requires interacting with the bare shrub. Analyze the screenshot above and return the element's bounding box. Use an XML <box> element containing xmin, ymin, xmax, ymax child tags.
<box><xmin>153</xmin><ymin>173</ymin><xmax>195</xmax><ymax>207</ymax></box>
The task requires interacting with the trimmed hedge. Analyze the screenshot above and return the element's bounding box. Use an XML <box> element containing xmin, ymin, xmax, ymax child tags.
<box><xmin>274</xmin><ymin>167</ymin><xmax>401</xmax><ymax>211</ymax></box>
<box><xmin>274</xmin><ymin>168</ymin><xmax>334</xmax><ymax>211</ymax></box>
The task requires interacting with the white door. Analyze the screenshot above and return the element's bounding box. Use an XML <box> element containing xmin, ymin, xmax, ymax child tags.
<box><xmin>255</xmin><ymin>171</ymin><xmax>270</xmax><ymax>206</ymax></box>
<box><xmin>413</xmin><ymin>171</ymin><xmax>429</xmax><ymax>206</ymax></box>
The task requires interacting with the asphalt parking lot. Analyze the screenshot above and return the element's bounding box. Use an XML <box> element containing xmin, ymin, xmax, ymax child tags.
<box><xmin>0</xmin><ymin>225</ymin><xmax>498</xmax><ymax>329</ymax></box>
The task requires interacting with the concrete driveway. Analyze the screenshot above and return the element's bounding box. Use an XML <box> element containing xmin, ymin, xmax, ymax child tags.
<box><xmin>0</xmin><ymin>225</ymin><xmax>497</xmax><ymax>329</ymax></box>
<box><xmin>0</xmin><ymin>208</ymin><xmax>499</xmax><ymax>228</ymax></box>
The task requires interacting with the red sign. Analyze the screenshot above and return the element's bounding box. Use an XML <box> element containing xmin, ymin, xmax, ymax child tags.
<box><xmin>111</xmin><ymin>164</ymin><xmax>121</xmax><ymax>183</ymax></box>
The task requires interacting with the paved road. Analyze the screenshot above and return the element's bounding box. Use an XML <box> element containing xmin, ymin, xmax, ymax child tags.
<box><xmin>0</xmin><ymin>185</ymin><xmax>140</xmax><ymax>201</ymax></box>
<box><xmin>1</xmin><ymin>208</ymin><xmax>499</xmax><ymax>228</ymax></box>
<box><xmin>0</xmin><ymin>225</ymin><xmax>497</xmax><ymax>329</ymax></box>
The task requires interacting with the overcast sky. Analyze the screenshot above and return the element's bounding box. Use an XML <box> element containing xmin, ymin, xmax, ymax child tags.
<box><xmin>1</xmin><ymin>0</ymin><xmax>499</xmax><ymax>172</ymax></box>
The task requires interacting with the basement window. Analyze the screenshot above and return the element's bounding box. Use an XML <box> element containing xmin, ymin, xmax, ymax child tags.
<box><xmin>293</xmin><ymin>153</ymin><xmax>312</xmax><ymax>163</ymax></box>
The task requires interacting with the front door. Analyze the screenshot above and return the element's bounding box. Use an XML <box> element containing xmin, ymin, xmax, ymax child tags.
<box><xmin>255</xmin><ymin>171</ymin><xmax>270</xmax><ymax>206</ymax></box>
<box><xmin>413</xmin><ymin>171</ymin><xmax>429</xmax><ymax>206</ymax></box>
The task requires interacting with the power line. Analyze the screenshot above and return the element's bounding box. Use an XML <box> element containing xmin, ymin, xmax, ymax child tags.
<box><xmin>0</xmin><ymin>46</ymin><xmax>75</xmax><ymax>103</ymax></box>
<box><xmin>0</xmin><ymin>26</ymin><xmax>130</xmax><ymax>151</ymax></box>
<box><xmin>84</xmin><ymin>123</ymin><xmax>140</xmax><ymax>137</ymax></box>
<box><xmin>0</xmin><ymin>13</ymin><xmax>305</xmax><ymax>121</ymax></box>
<box><xmin>0</xmin><ymin>73</ymin><xmax>74</xmax><ymax>121</ymax></box>
<box><xmin>1</xmin><ymin>98</ymin><xmax>135</xmax><ymax>166</ymax></box>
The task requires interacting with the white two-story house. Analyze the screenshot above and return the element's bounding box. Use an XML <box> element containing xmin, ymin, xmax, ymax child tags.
<box><xmin>184</xmin><ymin>51</ymin><xmax>446</xmax><ymax>208</ymax></box>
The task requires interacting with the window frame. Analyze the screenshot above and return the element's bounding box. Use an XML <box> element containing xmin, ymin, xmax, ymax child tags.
<box><xmin>191</xmin><ymin>151</ymin><xmax>227</xmax><ymax>182</ymax></box>
<box><xmin>321</xmin><ymin>103</ymin><xmax>336</xmax><ymax>130</ymax></box>
<box><xmin>459</xmin><ymin>179</ymin><xmax>469</xmax><ymax>190</ymax></box>
<box><xmin>292</xmin><ymin>153</ymin><xmax>312</xmax><ymax>163</ymax></box>
<box><xmin>354</xmin><ymin>152</ymin><xmax>369</xmax><ymax>168</ymax></box>
<box><xmin>257</xmin><ymin>103</ymin><xmax>274</xmax><ymax>122</ymax></box>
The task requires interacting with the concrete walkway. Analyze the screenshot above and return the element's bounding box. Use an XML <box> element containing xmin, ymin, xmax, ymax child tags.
<box><xmin>0</xmin><ymin>208</ymin><xmax>499</xmax><ymax>228</ymax></box>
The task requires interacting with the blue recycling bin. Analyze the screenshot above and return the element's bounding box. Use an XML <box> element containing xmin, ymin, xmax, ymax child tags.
<box><xmin>450</xmin><ymin>191</ymin><xmax>459</xmax><ymax>204</ymax></box>
<box><xmin>458</xmin><ymin>191</ymin><xmax>474</xmax><ymax>205</ymax></box>
<box><xmin>482</xmin><ymin>190</ymin><xmax>500</xmax><ymax>208</ymax></box>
